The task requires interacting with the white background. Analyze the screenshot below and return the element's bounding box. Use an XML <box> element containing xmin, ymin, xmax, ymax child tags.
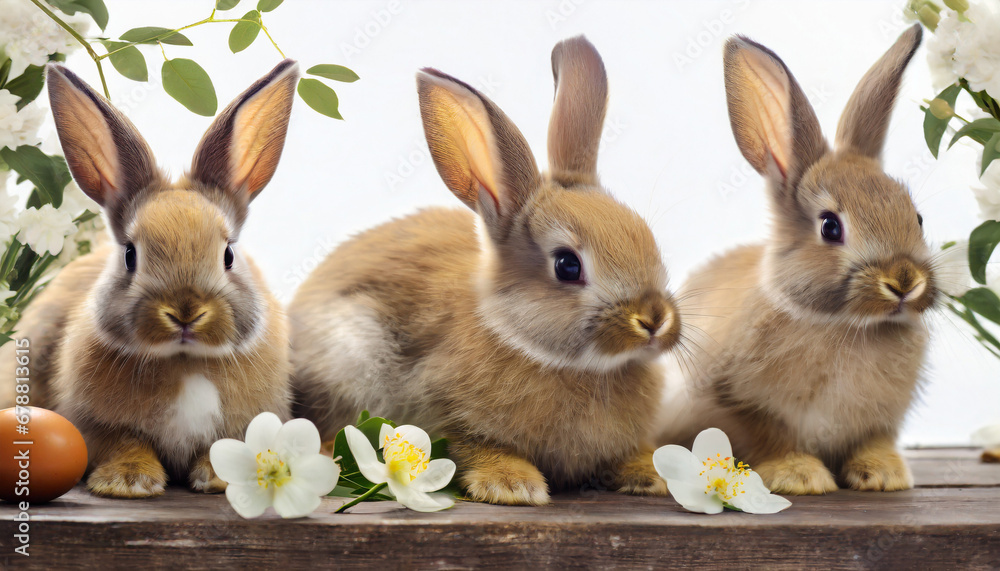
<box><xmin>56</xmin><ymin>0</ymin><xmax>998</xmax><ymax>445</ymax></box>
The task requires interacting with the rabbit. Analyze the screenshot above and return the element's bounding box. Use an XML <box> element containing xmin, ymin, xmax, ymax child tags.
<box><xmin>656</xmin><ymin>24</ymin><xmax>937</xmax><ymax>496</ymax></box>
<box><xmin>290</xmin><ymin>36</ymin><xmax>680</xmax><ymax>505</ymax></box>
<box><xmin>0</xmin><ymin>60</ymin><xmax>299</xmax><ymax>498</ymax></box>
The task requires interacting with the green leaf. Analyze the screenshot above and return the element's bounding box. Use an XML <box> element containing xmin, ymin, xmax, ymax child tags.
<box><xmin>102</xmin><ymin>41</ymin><xmax>148</xmax><ymax>82</ymax></box>
<box><xmin>356</xmin><ymin>410</ymin><xmax>371</xmax><ymax>424</ymax></box>
<box><xmin>431</xmin><ymin>437</ymin><xmax>449</xmax><ymax>460</ymax></box>
<box><xmin>982</xmin><ymin>132</ymin><xmax>1000</xmax><ymax>176</ymax></box>
<box><xmin>228</xmin><ymin>10</ymin><xmax>261</xmax><ymax>54</ymax></box>
<box><xmin>257</xmin><ymin>0</ymin><xmax>284</xmax><ymax>11</ymax></box>
<box><xmin>120</xmin><ymin>27</ymin><xmax>193</xmax><ymax>46</ymax></box>
<box><xmin>949</xmin><ymin>117</ymin><xmax>1000</xmax><ymax>149</ymax></box>
<box><xmin>0</xmin><ymin>59</ymin><xmax>11</xmax><ymax>89</ymax></box>
<box><xmin>969</xmin><ymin>220</ymin><xmax>1000</xmax><ymax>285</ymax></box>
<box><xmin>331</xmin><ymin>413</ymin><xmax>395</xmax><ymax>491</ymax></box>
<box><xmin>216</xmin><ymin>0</ymin><xmax>241</xmax><ymax>9</ymax></box>
<box><xmin>161</xmin><ymin>59</ymin><xmax>217</xmax><ymax>116</ymax></box>
<box><xmin>297</xmin><ymin>78</ymin><xmax>342</xmax><ymax>119</ymax></box>
<box><xmin>961</xmin><ymin>288</ymin><xmax>1000</xmax><ymax>324</ymax></box>
<box><xmin>923</xmin><ymin>83</ymin><xmax>962</xmax><ymax>158</ymax></box>
<box><xmin>307</xmin><ymin>64</ymin><xmax>359</xmax><ymax>83</ymax></box>
<box><xmin>0</xmin><ymin>146</ymin><xmax>71</xmax><ymax>208</ymax></box>
<box><xmin>46</xmin><ymin>0</ymin><xmax>109</xmax><ymax>31</ymax></box>
<box><xmin>5</xmin><ymin>66</ymin><xmax>45</xmax><ymax>109</ymax></box>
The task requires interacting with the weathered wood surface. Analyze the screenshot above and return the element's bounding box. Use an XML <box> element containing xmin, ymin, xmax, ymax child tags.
<box><xmin>0</xmin><ymin>449</ymin><xmax>997</xmax><ymax>569</ymax></box>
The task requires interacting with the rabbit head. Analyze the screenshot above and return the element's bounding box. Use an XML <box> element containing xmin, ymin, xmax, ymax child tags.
<box><xmin>724</xmin><ymin>24</ymin><xmax>936</xmax><ymax>327</ymax></box>
<box><xmin>417</xmin><ymin>36</ymin><xmax>679</xmax><ymax>373</ymax></box>
<box><xmin>47</xmin><ymin>60</ymin><xmax>299</xmax><ymax>358</ymax></box>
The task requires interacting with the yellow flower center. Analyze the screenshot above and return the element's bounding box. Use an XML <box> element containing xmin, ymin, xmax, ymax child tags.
<box><xmin>698</xmin><ymin>453</ymin><xmax>752</xmax><ymax>501</ymax></box>
<box><xmin>256</xmin><ymin>449</ymin><xmax>291</xmax><ymax>489</ymax></box>
<box><xmin>383</xmin><ymin>433</ymin><xmax>429</xmax><ymax>485</ymax></box>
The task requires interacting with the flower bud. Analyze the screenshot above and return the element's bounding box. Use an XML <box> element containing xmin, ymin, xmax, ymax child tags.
<box><xmin>917</xmin><ymin>4</ymin><xmax>941</xmax><ymax>29</ymax></box>
<box><xmin>943</xmin><ymin>0</ymin><xmax>969</xmax><ymax>12</ymax></box>
<box><xmin>928</xmin><ymin>98</ymin><xmax>955</xmax><ymax>119</ymax></box>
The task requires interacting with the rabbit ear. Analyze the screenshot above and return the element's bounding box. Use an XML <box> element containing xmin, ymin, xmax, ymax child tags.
<box><xmin>47</xmin><ymin>64</ymin><xmax>159</xmax><ymax>208</ymax></box>
<box><xmin>417</xmin><ymin>68</ymin><xmax>539</xmax><ymax>237</ymax></box>
<box><xmin>723</xmin><ymin>36</ymin><xmax>828</xmax><ymax>196</ymax></box>
<box><xmin>547</xmin><ymin>35</ymin><xmax>608</xmax><ymax>177</ymax></box>
<box><xmin>190</xmin><ymin>59</ymin><xmax>299</xmax><ymax>202</ymax></box>
<box><xmin>835</xmin><ymin>24</ymin><xmax>922</xmax><ymax>159</ymax></box>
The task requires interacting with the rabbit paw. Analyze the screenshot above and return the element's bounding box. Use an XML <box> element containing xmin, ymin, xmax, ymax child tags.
<box><xmin>614</xmin><ymin>449</ymin><xmax>668</xmax><ymax>496</ymax></box>
<box><xmin>189</xmin><ymin>453</ymin><xmax>227</xmax><ymax>493</ymax></box>
<box><xmin>88</xmin><ymin>453</ymin><xmax>167</xmax><ymax>498</ymax></box>
<box><xmin>460</xmin><ymin>454</ymin><xmax>550</xmax><ymax>506</ymax></box>
<box><xmin>982</xmin><ymin>448</ymin><xmax>1000</xmax><ymax>463</ymax></box>
<box><xmin>755</xmin><ymin>453</ymin><xmax>837</xmax><ymax>495</ymax></box>
<box><xmin>841</xmin><ymin>445</ymin><xmax>913</xmax><ymax>492</ymax></box>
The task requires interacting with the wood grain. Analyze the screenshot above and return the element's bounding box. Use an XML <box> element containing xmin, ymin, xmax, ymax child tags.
<box><xmin>0</xmin><ymin>449</ymin><xmax>997</xmax><ymax>569</ymax></box>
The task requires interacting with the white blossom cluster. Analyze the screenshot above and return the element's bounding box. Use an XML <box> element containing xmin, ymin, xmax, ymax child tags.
<box><xmin>1</xmin><ymin>0</ymin><xmax>103</xmax><ymax>303</ymax></box>
<box><xmin>927</xmin><ymin>0</ymin><xmax>1000</xmax><ymax>98</ymax></box>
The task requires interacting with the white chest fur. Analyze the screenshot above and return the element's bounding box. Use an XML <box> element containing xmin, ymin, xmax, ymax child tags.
<box><xmin>155</xmin><ymin>373</ymin><xmax>224</xmax><ymax>468</ymax></box>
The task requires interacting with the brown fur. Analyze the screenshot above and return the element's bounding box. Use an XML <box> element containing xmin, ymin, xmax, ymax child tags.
<box><xmin>290</xmin><ymin>37</ymin><xmax>679</xmax><ymax>505</ymax></box>
<box><xmin>658</xmin><ymin>26</ymin><xmax>930</xmax><ymax>495</ymax></box>
<box><xmin>0</xmin><ymin>61</ymin><xmax>299</xmax><ymax>498</ymax></box>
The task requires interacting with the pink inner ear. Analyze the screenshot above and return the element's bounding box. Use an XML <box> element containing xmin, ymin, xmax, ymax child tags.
<box><xmin>741</xmin><ymin>48</ymin><xmax>793</xmax><ymax>180</ymax></box>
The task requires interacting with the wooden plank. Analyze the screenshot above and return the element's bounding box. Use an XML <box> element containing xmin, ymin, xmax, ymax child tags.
<box><xmin>0</xmin><ymin>450</ymin><xmax>997</xmax><ymax>569</ymax></box>
<box><xmin>908</xmin><ymin>449</ymin><xmax>1000</xmax><ymax>488</ymax></box>
<box><xmin>2</xmin><ymin>486</ymin><xmax>999</xmax><ymax>569</ymax></box>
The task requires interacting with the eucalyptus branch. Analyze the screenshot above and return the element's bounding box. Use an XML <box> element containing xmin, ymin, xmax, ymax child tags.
<box><xmin>27</xmin><ymin>0</ymin><xmax>111</xmax><ymax>98</ymax></box>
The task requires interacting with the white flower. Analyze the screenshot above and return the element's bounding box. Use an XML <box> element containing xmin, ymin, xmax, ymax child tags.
<box><xmin>0</xmin><ymin>89</ymin><xmax>46</xmax><ymax>150</ymax></box>
<box><xmin>973</xmin><ymin>159</ymin><xmax>1000</xmax><ymax>222</ymax></box>
<box><xmin>653</xmin><ymin>428</ymin><xmax>792</xmax><ymax>514</ymax></box>
<box><xmin>0</xmin><ymin>176</ymin><xmax>19</xmax><ymax>246</ymax></box>
<box><xmin>17</xmin><ymin>203</ymin><xmax>74</xmax><ymax>256</ymax></box>
<box><xmin>209</xmin><ymin>412</ymin><xmax>341</xmax><ymax>519</ymax></box>
<box><xmin>17</xmin><ymin>204</ymin><xmax>75</xmax><ymax>256</ymax></box>
<box><xmin>972</xmin><ymin>423</ymin><xmax>1000</xmax><ymax>448</ymax></box>
<box><xmin>344</xmin><ymin>423</ymin><xmax>456</xmax><ymax>512</ymax></box>
<box><xmin>927</xmin><ymin>0</ymin><xmax>1000</xmax><ymax>98</ymax></box>
<box><xmin>0</xmin><ymin>0</ymin><xmax>91</xmax><ymax>78</ymax></box>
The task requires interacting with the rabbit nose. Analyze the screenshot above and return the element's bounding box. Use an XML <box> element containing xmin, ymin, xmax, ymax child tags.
<box><xmin>636</xmin><ymin>316</ymin><xmax>660</xmax><ymax>335</ymax></box>
<box><xmin>879</xmin><ymin>263</ymin><xmax>927</xmax><ymax>302</ymax></box>
<box><xmin>163</xmin><ymin>308</ymin><xmax>207</xmax><ymax>330</ymax></box>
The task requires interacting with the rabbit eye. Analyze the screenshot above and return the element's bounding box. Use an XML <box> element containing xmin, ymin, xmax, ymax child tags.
<box><xmin>124</xmin><ymin>243</ymin><xmax>137</xmax><ymax>272</ymax></box>
<box><xmin>917</xmin><ymin>213</ymin><xmax>924</xmax><ymax>227</ymax></box>
<box><xmin>224</xmin><ymin>245</ymin><xmax>234</xmax><ymax>270</ymax></box>
<box><xmin>554</xmin><ymin>250</ymin><xmax>583</xmax><ymax>283</ymax></box>
<box><xmin>820</xmin><ymin>212</ymin><xmax>843</xmax><ymax>243</ymax></box>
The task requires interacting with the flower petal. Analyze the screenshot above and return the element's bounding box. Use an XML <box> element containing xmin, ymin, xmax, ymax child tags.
<box><xmin>345</xmin><ymin>425</ymin><xmax>388</xmax><ymax>484</ymax></box>
<box><xmin>273</xmin><ymin>481</ymin><xmax>322</xmax><ymax>518</ymax></box>
<box><xmin>378</xmin><ymin>422</ymin><xmax>393</xmax><ymax>449</ymax></box>
<box><xmin>387</xmin><ymin>479</ymin><xmax>455</xmax><ymax>512</ymax></box>
<box><xmin>410</xmin><ymin>459</ymin><xmax>456</xmax><ymax>493</ymax></box>
<box><xmin>972</xmin><ymin>424</ymin><xmax>1000</xmax><ymax>448</ymax></box>
<box><xmin>210</xmin><ymin>439</ymin><xmax>257</xmax><ymax>485</ymax></box>
<box><xmin>225</xmin><ymin>483</ymin><xmax>272</xmax><ymax>519</ymax></box>
<box><xmin>652</xmin><ymin>444</ymin><xmax>703</xmax><ymax>484</ymax></box>
<box><xmin>289</xmin><ymin>453</ymin><xmax>341</xmax><ymax>495</ymax></box>
<box><xmin>666</xmin><ymin>479</ymin><xmax>724</xmax><ymax>514</ymax></box>
<box><xmin>692</xmin><ymin>428</ymin><xmax>733</xmax><ymax>464</ymax></box>
<box><xmin>245</xmin><ymin>412</ymin><xmax>283</xmax><ymax>454</ymax></box>
<box><xmin>274</xmin><ymin>418</ymin><xmax>322</xmax><ymax>461</ymax></box>
<box><xmin>386</xmin><ymin>424</ymin><xmax>433</xmax><ymax>457</ymax></box>
<box><xmin>728</xmin><ymin>489</ymin><xmax>792</xmax><ymax>514</ymax></box>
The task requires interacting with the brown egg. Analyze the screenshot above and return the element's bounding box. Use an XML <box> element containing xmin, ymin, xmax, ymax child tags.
<box><xmin>0</xmin><ymin>407</ymin><xmax>88</xmax><ymax>503</ymax></box>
